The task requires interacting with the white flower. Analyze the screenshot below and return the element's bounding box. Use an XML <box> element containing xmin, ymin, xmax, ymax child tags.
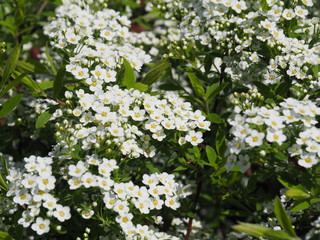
<box><xmin>72</xmin><ymin>66</ymin><xmax>89</xmax><ymax>80</ymax></box>
<box><xmin>13</xmin><ymin>188</ymin><xmax>32</xmax><ymax>205</ymax></box>
<box><xmin>100</xmin><ymin>29</ymin><xmax>116</xmax><ymax>40</ymax></box>
<box><xmin>114</xmin><ymin>182</ymin><xmax>128</xmax><ymax>199</ymax></box>
<box><xmin>150</xmin><ymin>197</ymin><xmax>164</xmax><ymax>210</ymax></box>
<box><xmin>53</xmin><ymin>205</ymin><xmax>71</xmax><ymax>222</ymax></box>
<box><xmin>288</xmin><ymin>144</ymin><xmax>302</xmax><ymax>157</ymax></box>
<box><xmin>305</xmin><ymin>140</ymin><xmax>320</xmax><ymax>153</ymax></box>
<box><xmin>36</xmin><ymin>175</ymin><xmax>56</xmax><ymax>190</ymax></box>
<box><xmin>197</xmin><ymin>120</ymin><xmax>210</xmax><ymax>130</ymax></box>
<box><xmin>109</xmin><ymin>124</ymin><xmax>124</xmax><ymax>137</ymax></box>
<box><xmin>148</xmin><ymin>185</ymin><xmax>165</xmax><ymax>197</ymax></box>
<box><xmin>245</xmin><ymin>130</ymin><xmax>265</xmax><ymax>147</ymax></box>
<box><xmin>114</xmin><ymin>200</ymin><xmax>129</xmax><ymax>214</ymax></box>
<box><xmin>43</xmin><ymin>195</ymin><xmax>58</xmax><ymax>210</ymax></box>
<box><xmin>68</xmin><ymin>177</ymin><xmax>82</xmax><ymax>190</ymax></box>
<box><xmin>68</xmin><ymin>161</ymin><xmax>87</xmax><ymax>177</ymax></box>
<box><xmin>232</xmin><ymin>124</ymin><xmax>251</xmax><ymax>139</ymax></box>
<box><xmin>301</xmin><ymin>0</ymin><xmax>313</xmax><ymax>7</ymax></box>
<box><xmin>31</xmin><ymin>217</ymin><xmax>50</xmax><ymax>235</ymax></box>
<box><xmin>152</xmin><ymin>130</ymin><xmax>166</xmax><ymax>141</ymax></box>
<box><xmin>266</xmin><ymin>128</ymin><xmax>287</xmax><ymax>145</ymax></box>
<box><xmin>165</xmin><ymin>196</ymin><xmax>180</xmax><ymax>210</ymax></box>
<box><xmin>282</xmin><ymin>9</ymin><xmax>295</xmax><ymax>20</ymax></box>
<box><xmin>298</xmin><ymin>153</ymin><xmax>318</xmax><ymax>168</ymax></box>
<box><xmin>232</xmin><ymin>0</ymin><xmax>247</xmax><ymax>13</ymax></box>
<box><xmin>103</xmin><ymin>192</ymin><xmax>117</xmax><ymax>209</ymax></box>
<box><xmin>116</xmin><ymin>213</ymin><xmax>134</xmax><ymax>227</ymax></box>
<box><xmin>264</xmin><ymin>116</ymin><xmax>285</xmax><ymax>129</ymax></box>
<box><xmin>134</xmin><ymin>199</ymin><xmax>150</xmax><ymax>214</ymax></box>
<box><xmin>18</xmin><ymin>210</ymin><xmax>34</xmax><ymax>227</ymax></box>
<box><xmin>185</xmin><ymin>131</ymin><xmax>203</xmax><ymax>146</ymax></box>
<box><xmin>295</xmin><ymin>6</ymin><xmax>308</xmax><ymax>18</ymax></box>
<box><xmin>282</xmin><ymin>110</ymin><xmax>299</xmax><ymax>123</ymax></box>
<box><xmin>31</xmin><ymin>188</ymin><xmax>50</xmax><ymax>202</ymax></box>
<box><xmin>260</xmin><ymin>19</ymin><xmax>276</xmax><ymax>30</ymax></box>
<box><xmin>21</xmin><ymin>174</ymin><xmax>37</xmax><ymax>189</ymax></box>
<box><xmin>145</xmin><ymin>120</ymin><xmax>162</xmax><ymax>133</ymax></box>
<box><xmin>142</xmin><ymin>174</ymin><xmax>159</xmax><ymax>186</ymax></box>
<box><xmin>66</xmin><ymin>32</ymin><xmax>81</xmax><ymax>44</ymax></box>
<box><xmin>81</xmin><ymin>172</ymin><xmax>97</xmax><ymax>188</ymax></box>
<box><xmin>238</xmin><ymin>154</ymin><xmax>250</xmax><ymax>173</ymax></box>
<box><xmin>81</xmin><ymin>209</ymin><xmax>94</xmax><ymax>219</ymax></box>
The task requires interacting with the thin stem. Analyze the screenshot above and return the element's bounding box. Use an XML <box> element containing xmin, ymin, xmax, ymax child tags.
<box><xmin>36</xmin><ymin>1</ymin><xmax>48</xmax><ymax>16</ymax></box>
<box><xmin>185</xmin><ymin>180</ymin><xmax>203</xmax><ymax>240</ymax></box>
<box><xmin>212</xmin><ymin>62</ymin><xmax>226</xmax><ymax>113</ymax></box>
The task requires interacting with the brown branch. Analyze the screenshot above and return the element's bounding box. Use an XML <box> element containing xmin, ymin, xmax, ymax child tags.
<box><xmin>185</xmin><ymin>180</ymin><xmax>203</xmax><ymax>240</ymax></box>
<box><xmin>36</xmin><ymin>1</ymin><xmax>48</xmax><ymax>16</ymax></box>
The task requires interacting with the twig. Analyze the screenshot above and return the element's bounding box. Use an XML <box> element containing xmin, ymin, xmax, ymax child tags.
<box><xmin>36</xmin><ymin>1</ymin><xmax>48</xmax><ymax>16</ymax></box>
<box><xmin>185</xmin><ymin>180</ymin><xmax>203</xmax><ymax>240</ymax></box>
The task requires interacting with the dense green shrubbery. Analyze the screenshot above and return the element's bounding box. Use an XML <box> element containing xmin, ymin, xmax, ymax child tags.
<box><xmin>1</xmin><ymin>0</ymin><xmax>320</xmax><ymax>239</ymax></box>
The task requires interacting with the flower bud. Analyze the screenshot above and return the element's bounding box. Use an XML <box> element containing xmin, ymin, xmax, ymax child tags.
<box><xmin>259</xmin><ymin>150</ymin><xmax>266</xmax><ymax>157</ymax></box>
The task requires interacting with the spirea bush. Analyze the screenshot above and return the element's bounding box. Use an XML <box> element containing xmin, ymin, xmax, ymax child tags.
<box><xmin>0</xmin><ymin>0</ymin><xmax>320</xmax><ymax>239</ymax></box>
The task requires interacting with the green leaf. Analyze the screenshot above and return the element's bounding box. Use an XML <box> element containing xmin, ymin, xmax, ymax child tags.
<box><xmin>13</xmin><ymin>71</ymin><xmax>45</xmax><ymax>96</ymax></box>
<box><xmin>122</xmin><ymin>59</ymin><xmax>136</xmax><ymax>89</ymax></box>
<box><xmin>0</xmin><ymin>155</ymin><xmax>8</xmax><ymax>177</ymax></box>
<box><xmin>205</xmin><ymin>146</ymin><xmax>218</xmax><ymax>169</ymax></box>
<box><xmin>0</xmin><ymin>94</ymin><xmax>23</xmax><ymax>118</ymax></box>
<box><xmin>0</xmin><ymin>72</ymin><xmax>26</xmax><ymax>97</ymax></box>
<box><xmin>205</xmin><ymin>82</ymin><xmax>229</xmax><ymax>103</ymax></box>
<box><xmin>261</xmin><ymin>0</ymin><xmax>271</xmax><ymax>11</ymax></box>
<box><xmin>207</xmin><ymin>113</ymin><xmax>223</xmax><ymax>124</ymax></box>
<box><xmin>134</xmin><ymin>82</ymin><xmax>148</xmax><ymax>92</ymax></box>
<box><xmin>274</xmin><ymin>197</ymin><xmax>298</xmax><ymax>238</ymax></box>
<box><xmin>0</xmin><ymin>231</ymin><xmax>12</xmax><ymax>240</ymax></box>
<box><xmin>277</xmin><ymin>178</ymin><xmax>306</xmax><ymax>191</ymax></box>
<box><xmin>1</xmin><ymin>44</ymin><xmax>21</xmax><ymax>91</ymax></box>
<box><xmin>204</xmin><ymin>54</ymin><xmax>213</xmax><ymax>73</ymax></box>
<box><xmin>17</xmin><ymin>60</ymin><xmax>49</xmax><ymax>74</ymax></box>
<box><xmin>215</xmin><ymin>127</ymin><xmax>226</xmax><ymax>155</ymax></box>
<box><xmin>158</xmin><ymin>83</ymin><xmax>181</xmax><ymax>91</ymax></box>
<box><xmin>122</xmin><ymin>0</ymin><xmax>140</xmax><ymax>8</ymax></box>
<box><xmin>45</xmin><ymin>44</ymin><xmax>57</xmax><ymax>75</ymax></box>
<box><xmin>174</xmin><ymin>166</ymin><xmax>188</xmax><ymax>172</ymax></box>
<box><xmin>233</xmin><ymin>222</ymin><xmax>292</xmax><ymax>239</ymax></box>
<box><xmin>285</xmin><ymin>189</ymin><xmax>310</xmax><ymax>200</ymax></box>
<box><xmin>253</xmin><ymin>81</ymin><xmax>273</xmax><ymax>98</ymax></box>
<box><xmin>38</xmin><ymin>81</ymin><xmax>54</xmax><ymax>90</ymax></box>
<box><xmin>145</xmin><ymin>162</ymin><xmax>160</xmax><ymax>173</ymax></box>
<box><xmin>274</xmin><ymin>152</ymin><xmax>288</xmax><ymax>161</ymax></box>
<box><xmin>0</xmin><ymin>20</ymin><xmax>16</xmax><ymax>33</ymax></box>
<box><xmin>290</xmin><ymin>200</ymin><xmax>310</xmax><ymax>212</ymax></box>
<box><xmin>205</xmin><ymin>83</ymin><xmax>218</xmax><ymax>99</ymax></box>
<box><xmin>312</xmin><ymin>65</ymin><xmax>319</xmax><ymax>77</ymax></box>
<box><xmin>0</xmin><ymin>172</ymin><xmax>8</xmax><ymax>192</ymax></box>
<box><xmin>54</xmin><ymin>66</ymin><xmax>66</xmax><ymax>97</ymax></box>
<box><xmin>142</xmin><ymin>59</ymin><xmax>171</xmax><ymax>86</ymax></box>
<box><xmin>187</xmin><ymin>72</ymin><xmax>205</xmax><ymax>98</ymax></box>
<box><xmin>310</xmin><ymin>198</ymin><xmax>320</xmax><ymax>204</ymax></box>
<box><xmin>275</xmin><ymin>81</ymin><xmax>290</xmax><ymax>97</ymax></box>
<box><xmin>35</xmin><ymin>111</ymin><xmax>53</xmax><ymax>129</ymax></box>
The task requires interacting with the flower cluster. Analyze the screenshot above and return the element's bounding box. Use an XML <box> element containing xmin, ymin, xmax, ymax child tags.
<box><xmin>6</xmin><ymin>156</ymin><xmax>71</xmax><ymax>235</ymax></box>
<box><xmin>1</xmin><ymin>0</ymin><xmax>212</xmax><ymax>239</ymax></box>
<box><xmin>44</xmin><ymin>0</ymin><xmax>151</xmax><ymax>87</ymax></box>
<box><xmin>6</xmin><ymin>154</ymin><xmax>189</xmax><ymax>239</ymax></box>
<box><xmin>50</xmin><ymin>86</ymin><xmax>209</xmax><ymax>161</ymax></box>
<box><xmin>225</xmin><ymin>97</ymin><xmax>320</xmax><ymax>172</ymax></box>
<box><xmin>150</xmin><ymin>0</ymin><xmax>320</xmax><ymax>94</ymax></box>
